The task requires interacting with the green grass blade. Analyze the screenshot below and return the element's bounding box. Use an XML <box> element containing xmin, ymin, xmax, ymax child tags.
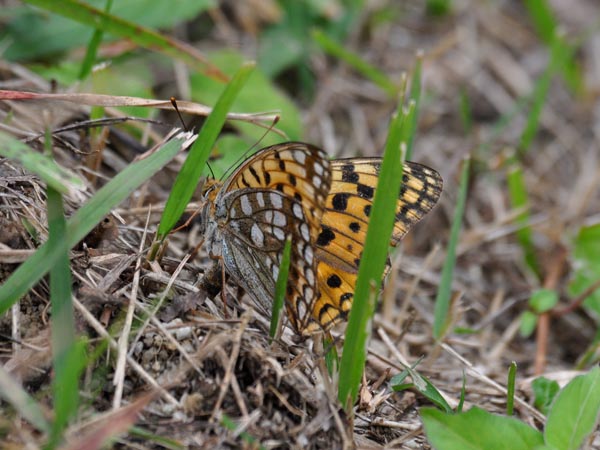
<box><xmin>0</xmin><ymin>132</ymin><xmax>85</xmax><ymax>196</ymax></box>
<box><xmin>312</xmin><ymin>29</ymin><xmax>398</xmax><ymax>98</ymax></box>
<box><xmin>0</xmin><ymin>366</ymin><xmax>50</xmax><ymax>433</ymax></box>
<box><xmin>518</xmin><ymin>33</ymin><xmax>564</xmax><ymax>155</ymax></box>
<box><xmin>433</xmin><ymin>156</ymin><xmax>470</xmax><ymax>340</ymax></box>
<box><xmin>405</xmin><ymin>55</ymin><xmax>422</xmax><ymax>160</ymax></box>
<box><xmin>129</xmin><ymin>426</ymin><xmax>185</xmax><ymax>450</ymax></box>
<box><xmin>0</xmin><ymin>131</ymin><xmax>195</xmax><ymax>313</ymax></box>
<box><xmin>523</xmin><ymin>0</ymin><xmax>583</xmax><ymax>94</ymax></box>
<box><xmin>220</xmin><ymin>414</ymin><xmax>265</xmax><ymax>450</ymax></box>
<box><xmin>270</xmin><ymin>237</ymin><xmax>292</xmax><ymax>339</ymax></box>
<box><xmin>457</xmin><ymin>371</ymin><xmax>466</xmax><ymax>412</ymax></box>
<box><xmin>22</xmin><ymin>0</ymin><xmax>227</xmax><ymax>81</ymax></box>
<box><xmin>458</xmin><ymin>88</ymin><xmax>473</xmax><ymax>134</ymax></box>
<box><xmin>46</xmin><ymin>185</ymin><xmax>79</xmax><ymax>445</ymax></box>
<box><xmin>524</xmin><ymin>0</ymin><xmax>557</xmax><ymax>44</ymax></box>
<box><xmin>507</xmin><ymin>361</ymin><xmax>517</xmax><ymax>416</ymax></box>
<box><xmin>78</xmin><ymin>0</ymin><xmax>113</xmax><ymax>80</ymax></box>
<box><xmin>507</xmin><ymin>160</ymin><xmax>540</xmax><ymax>277</ymax></box>
<box><xmin>156</xmin><ymin>63</ymin><xmax>255</xmax><ymax>239</ymax></box>
<box><xmin>338</xmin><ymin>101</ymin><xmax>407</xmax><ymax>407</ymax></box>
<box><xmin>48</xmin><ymin>340</ymin><xmax>87</xmax><ymax>448</ymax></box>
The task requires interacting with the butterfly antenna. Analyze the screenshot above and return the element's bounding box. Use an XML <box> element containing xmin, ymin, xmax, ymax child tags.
<box><xmin>206</xmin><ymin>161</ymin><xmax>216</xmax><ymax>180</ymax></box>
<box><xmin>170</xmin><ymin>97</ymin><xmax>189</xmax><ymax>132</ymax></box>
<box><xmin>219</xmin><ymin>115</ymin><xmax>280</xmax><ymax>181</ymax></box>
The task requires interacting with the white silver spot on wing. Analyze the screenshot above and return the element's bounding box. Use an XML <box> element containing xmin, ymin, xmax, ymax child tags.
<box><xmin>292</xmin><ymin>203</ymin><xmax>304</xmax><ymax>220</ymax></box>
<box><xmin>300</xmin><ymin>222</ymin><xmax>310</xmax><ymax>241</ymax></box>
<box><xmin>314</xmin><ymin>162</ymin><xmax>324</xmax><ymax>176</ymax></box>
<box><xmin>296</xmin><ymin>297</ymin><xmax>307</xmax><ymax>318</ymax></box>
<box><xmin>240</xmin><ymin>195</ymin><xmax>253</xmax><ymax>216</ymax></box>
<box><xmin>273</xmin><ymin>227</ymin><xmax>286</xmax><ymax>240</ymax></box>
<box><xmin>256</xmin><ymin>191</ymin><xmax>265</xmax><ymax>208</ymax></box>
<box><xmin>272</xmin><ymin>264</ymin><xmax>279</xmax><ymax>280</ymax></box>
<box><xmin>251</xmin><ymin>223</ymin><xmax>264</xmax><ymax>246</ymax></box>
<box><xmin>304</xmin><ymin>286</ymin><xmax>314</xmax><ymax>301</ymax></box>
<box><xmin>270</xmin><ymin>192</ymin><xmax>283</xmax><ymax>209</ymax></box>
<box><xmin>294</xmin><ymin>150</ymin><xmax>306</xmax><ymax>164</ymax></box>
<box><xmin>305</xmin><ymin>267</ymin><xmax>314</xmax><ymax>285</ymax></box>
<box><xmin>304</xmin><ymin>244</ymin><xmax>314</xmax><ymax>264</ymax></box>
<box><xmin>273</xmin><ymin>211</ymin><xmax>286</xmax><ymax>227</ymax></box>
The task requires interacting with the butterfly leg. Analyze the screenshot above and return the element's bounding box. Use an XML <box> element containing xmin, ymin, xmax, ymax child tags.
<box><xmin>197</xmin><ymin>260</ymin><xmax>223</xmax><ymax>298</ymax></box>
<box><xmin>198</xmin><ymin>252</ymin><xmax>231</xmax><ymax>318</ymax></box>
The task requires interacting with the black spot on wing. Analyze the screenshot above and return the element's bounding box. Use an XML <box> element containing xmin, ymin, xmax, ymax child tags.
<box><xmin>332</xmin><ymin>193</ymin><xmax>349</xmax><ymax>211</ymax></box>
<box><xmin>357</xmin><ymin>183</ymin><xmax>374</xmax><ymax>199</ymax></box>
<box><xmin>316</xmin><ymin>226</ymin><xmax>336</xmax><ymax>246</ymax></box>
<box><xmin>341</xmin><ymin>164</ymin><xmax>360</xmax><ymax>183</ymax></box>
<box><xmin>327</xmin><ymin>274</ymin><xmax>342</xmax><ymax>288</ymax></box>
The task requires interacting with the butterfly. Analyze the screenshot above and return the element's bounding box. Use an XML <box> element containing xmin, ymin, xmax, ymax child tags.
<box><xmin>199</xmin><ymin>142</ymin><xmax>442</xmax><ymax>335</ymax></box>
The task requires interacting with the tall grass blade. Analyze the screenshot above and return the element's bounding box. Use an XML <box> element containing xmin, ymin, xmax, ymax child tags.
<box><xmin>433</xmin><ymin>156</ymin><xmax>469</xmax><ymax>339</ymax></box>
<box><xmin>507</xmin><ymin>160</ymin><xmax>540</xmax><ymax>277</ymax></box>
<box><xmin>312</xmin><ymin>29</ymin><xmax>398</xmax><ymax>98</ymax></box>
<box><xmin>157</xmin><ymin>63</ymin><xmax>255</xmax><ymax>239</ymax></box>
<box><xmin>0</xmin><ymin>131</ymin><xmax>195</xmax><ymax>312</ymax></box>
<box><xmin>405</xmin><ymin>55</ymin><xmax>422</xmax><ymax>160</ymax></box>
<box><xmin>270</xmin><ymin>237</ymin><xmax>292</xmax><ymax>339</ymax></box>
<box><xmin>338</xmin><ymin>101</ymin><xmax>407</xmax><ymax>407</ymax></box>
<box><xmin>0</xmin><ymin>366</ymin><xmax>50</xmax><ymax>433</ymax></box>
<box><xmin>78</xmin><ymin>0</ymin><xmax>113</xmax><ymax>80</ymax></box>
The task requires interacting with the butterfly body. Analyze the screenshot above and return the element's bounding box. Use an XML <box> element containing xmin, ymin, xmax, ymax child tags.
<box><xmin>200</xmin><ymin>142</ymin><xmax>442</xmax><ymax>335</ymax></box>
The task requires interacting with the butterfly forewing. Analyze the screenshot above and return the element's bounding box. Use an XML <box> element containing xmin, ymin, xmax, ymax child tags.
<box><xmin>306</xmin><ymin>158</ymin><xmax>443</xmax><ymax>334</ymax></box>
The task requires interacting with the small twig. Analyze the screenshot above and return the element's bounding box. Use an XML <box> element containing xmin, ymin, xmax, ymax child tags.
<box><xmin>72</xmin><ymin>297</ymin><xmax>179</xmax><ymax>406</ymax></box>
<box><xmin>442</xmin><ymin>343</ymin><xmax>545</xmax><ymax>422</ymax></box>
<box><xmin>534</xmin><ymin>247</ymin><xmax>567</xmax><ymax>375</ymax></box>
<box><xmin>553</xmin><ymin>277</ymin><xmax>600</xmax><ymax>317</ymax></box>
<box><xmin>210</xmin><ymin>311</ymin><xmax>250</xmax><ymax>420</ymax></box>
<box><xmin>113</xmin><ymin>208</ymin><xmax>150</xmax><ymax>409</ymax></box>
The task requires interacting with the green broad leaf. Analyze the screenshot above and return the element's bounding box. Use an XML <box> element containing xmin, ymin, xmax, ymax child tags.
<box><xmin>6</xmin><ymin>0</ymin><xmax>214</xmax><ymax>61</ymax></box>
<box><xmin>569</xmin><ymin>224</ymin><xmax>600</xmax><ymax>316</ymax></box>
<box><xmin>0</xmin><ymin>131</ymin><xmax>85</xmax><ymax>196</ymax></box>
<box><xmin>190</xmin><ymin>50</ymin><xmax>303</xmax><ymax>142</ymax></box>
<box><xmin>572</xmin><ymin>224</ymin><xmax>600</xmax><ymax>267</ymax></box>
<box><xmin>519</xmin><ymin>310</ymin><xmax>538</xmax><ymax>338</ymax></box>
<box><xmin>529</xmin><ymin>289</ymin><xmax>558</xmax><ymax>313</ymax></box>
<box><xmin>421</xmin><ymin>407</ymin><xmax>544</xmax><ymax>450</ymax></box>
<box><xmin>545</xmin><ymin>367</ymin><xmax>600</xmax><ymax>450</ymax></box>
<box><xmin>259</xmin><ymin>24</ymin><xmax>306</xmax><ymax>79</ymax></box>
<box><xmin>532</xmin><ymin>377</ymin><xmax>560</xmax><ymax>416</ymax></box>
